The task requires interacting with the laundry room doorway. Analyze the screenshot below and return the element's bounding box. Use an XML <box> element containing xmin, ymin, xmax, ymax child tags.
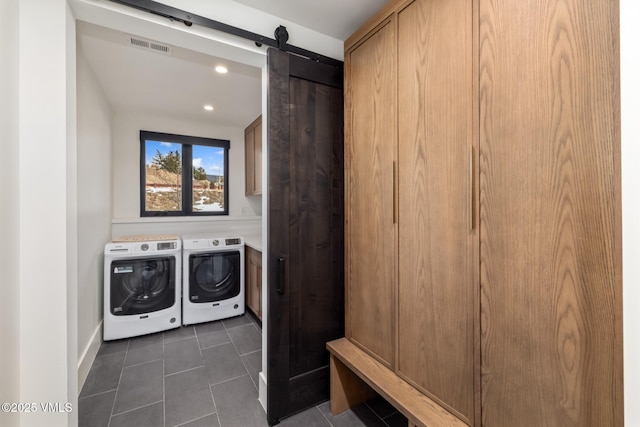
<box><xmin>74</xmin><ymin>1</ymin><xmax>346</xmax><ymax>423</ymax></box>
<box><xmin>74</xmin><ymin>0</ymin><xmax>266</xmax><ymax>407</ymax></box>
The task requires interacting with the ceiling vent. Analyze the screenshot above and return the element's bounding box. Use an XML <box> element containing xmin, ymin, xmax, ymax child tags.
<box><xmin>127</xmin><ymin>35</ymin><xmax>172</xmax><ymax>55</ymax></box>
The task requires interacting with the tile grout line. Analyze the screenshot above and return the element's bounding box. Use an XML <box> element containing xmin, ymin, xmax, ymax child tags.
<box><xmin>209</xmin><ymin>386</ymin><xmax>223</xmax><ymax>427</ymax></box>
<box><xmin>226</xmin><ymin>323</ymin><xmax>262</xmax><ymax>356</ymax></box>
<box><xmin>178</xmin><ymin>411</ymin><xmax>218</xmax><ymax>427</ymax></box>
<box><xmin>122</xmin><ymin>356</ymin><xmax>164</xmax><ymax>370</ymax></box>
<box><xmin>316</xmin><ymin>404</ymin><xmax>335</xmax><ymax>427</ymax></box>
<box><xmin>364</xmin><ymin>399</ymin><xmax>400</xmax><ymax>423</ymax></box>
<box><xmin>192</xmin><ymin>325</ymin><xmax>205</xmax><ymax>358</ymax></box>
<box><xmin>224</xmin><ymin>322</ymin><xmax>248</xmax><ymax>365</ymax></box>
<box><xmin>210</xmin><ymin>372</ymin><xmax>251</xmax><ymax>388</ymax></box>
<box><xmin>163</xmin><ymin>333</ymin><xmax>166</xmax><ymax>427</ymax></box>
<box><xmin>163</xmin><ymin>327</ymin><xmax>197</xmax><ymax>345</ymax></box>
<box><xmin>240</xmin><ymin>348</ymin><xmax>261</xmax><ymax>356</ymax></box>
<box><xmin>198</xmin><ymin>339</ymin><xmax>233</xmax><ymax>352</ymax></box>
<box><xmin>110</xmin><ymin>399</ymin><xmax>164</xmax><ymax>418</ymax></box>
<box><xmin>78</xmin><ymin>387</ymin><xmax>118</xmax><ymax>400</ymax></box>
<box><xmin>164</xmin><ymin>364</ymin><xmax>205</xmax><ymax>379</ymax></box>
<box><xmin>240</xmin><ymin>353</ymin><xmax>259</xmax><ymax>392</ymax></box>
<box><xmin>106</xmin><ymin>338</ymin><xmax>130</xmax><ymax>427</ymax></box>
<box><xmin>120</xmin><ymin>356</ymin><xmax>165</xmax><ymax>370</ymax></box>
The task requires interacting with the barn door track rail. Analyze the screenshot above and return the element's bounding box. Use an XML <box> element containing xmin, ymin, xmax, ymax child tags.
<box><xmin>108</xmin><ymin>0</ymin><xmax>343</xmax><ymax>67</ymax></box>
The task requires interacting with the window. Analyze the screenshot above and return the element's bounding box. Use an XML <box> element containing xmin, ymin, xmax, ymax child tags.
<box><xmin>140</xmin><ymin>130</ymin><xmax>229</xmax><ymax>216</ymax></box>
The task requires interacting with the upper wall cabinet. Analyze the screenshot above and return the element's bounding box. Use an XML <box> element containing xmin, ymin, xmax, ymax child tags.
<box><xmin>343</xmin><ymin>0</ymin><xmax>622</xmax><ymax>426</ymax></box>
<box><xmin>245</xmin><ymin>115</ymin><xmax>262</xmax><ymax>196</ymax></box>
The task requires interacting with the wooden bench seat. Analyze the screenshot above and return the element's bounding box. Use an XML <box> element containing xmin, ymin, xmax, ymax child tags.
<box><xmin>327</xmin><ymin>338</ymin><xmax>467</xmax><ymax>427</ymax></box>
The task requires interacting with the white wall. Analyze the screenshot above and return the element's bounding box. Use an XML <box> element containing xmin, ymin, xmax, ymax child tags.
<box><xmin>0</xmin><ymin>1</ymin><xmax>21</xmax><ymax>426</ymax></box>
<box><xmin>111</xmin><ymin>109</ymin><xmax>261</xmax><ymax>219</ymax></box>
<box><xmin>65</xmin><ymin>5</ymin><xmax>79</xmax><ymax>425</ymax></box>
<box><xmin>76</xmin><ymin>50</ymin><xmax>114</xmax><ymax>388</ymax></box>
<box><xmin>158</xmin><ymin>0</ymin><xmax>344</xmax><ymax>60</ymax></box>
<box><xmin>621</xmin><ymin>1</ymin><xmax>640</xmax><ymax>425</ymax></box>
<box><xmin>16</xmin><ymin>1</ymin><xmax>77</xmax><ymax>426</ymax></box>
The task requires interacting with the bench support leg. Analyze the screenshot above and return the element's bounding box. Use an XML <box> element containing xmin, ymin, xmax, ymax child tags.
<box><xmin>329</xmin><ymin>354</ymin><xmax>377</xmax><ymax>415</ymax></box>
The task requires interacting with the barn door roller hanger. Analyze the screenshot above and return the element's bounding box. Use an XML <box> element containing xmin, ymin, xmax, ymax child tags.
<box><xmin>108</xmin><ymin>0</ymin><xmax>342</xmax><ymax>67</ymax></box>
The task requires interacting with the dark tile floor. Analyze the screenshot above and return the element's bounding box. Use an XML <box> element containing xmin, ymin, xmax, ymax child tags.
<box><xmin>78</xmin><ymin>313</ymin><xmax>407</xmax><ymax>427</ymax></box>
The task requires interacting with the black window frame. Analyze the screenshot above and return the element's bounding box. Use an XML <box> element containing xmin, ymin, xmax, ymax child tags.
<box><xmin>140</xmin><ymin>130</ymin><xmax>230</xmax><ymax>217</ymax></box>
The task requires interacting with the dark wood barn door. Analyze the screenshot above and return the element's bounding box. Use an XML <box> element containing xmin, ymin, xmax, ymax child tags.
<box><xmin>266</xmin><ymin>48</ymin><xmax>344</xmax><ymax>425</ymax></box>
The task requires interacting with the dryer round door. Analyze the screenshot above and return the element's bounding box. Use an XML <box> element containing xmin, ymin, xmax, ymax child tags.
<box><xmin>189</xmin><ymin>251</ymin><xmax>240</xmax><ymax>303</ymax></box>
<box><xmin>109</xmin><ymin>257</ymin><xmax>176</xmax><ymax>315</ymax></box>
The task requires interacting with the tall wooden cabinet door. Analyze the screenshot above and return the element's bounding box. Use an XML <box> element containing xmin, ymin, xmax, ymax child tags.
<box><xmin>479</xmin><ymin>0</ymin><xmax>622</xmax><ymax>426</ymax></box>
<box><xmin>345</xmin><ymin>18</ymin><xmax>396</xmax><ymax>368</ymax></box>
<box><xmin>396</xmin><ymin>0</ymin><xmax>476</xmax><ymax>423</ymax></box>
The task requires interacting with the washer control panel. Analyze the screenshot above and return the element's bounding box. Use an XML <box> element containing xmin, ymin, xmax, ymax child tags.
<box><xmin>157</xmin><ymin>241</ymin><xmax>178</xmax><ymax>250</ymax></box>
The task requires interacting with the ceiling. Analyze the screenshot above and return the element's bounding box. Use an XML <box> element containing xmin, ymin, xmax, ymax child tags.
<box><xmin>76</xmin><ymin>0</ymin><xmax>386</xmax><ymax>127</ymax></box>
<box><xmin>232</xmin><ymin>0</ymin><xmax>388</xmax><ymax>40</ymax></box>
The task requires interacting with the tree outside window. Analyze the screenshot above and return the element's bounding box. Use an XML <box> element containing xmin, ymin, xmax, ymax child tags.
<box><xmin>140</xmin><ymin>131</ymin><xmax>229</xmax><ymax>216</ymax></box>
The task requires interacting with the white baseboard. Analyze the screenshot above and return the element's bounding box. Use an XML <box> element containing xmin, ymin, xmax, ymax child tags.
<box><xmin>77</xmin><ymin>321</ymin><xmax>102</xmax><ymax>393</ymax></box>
<box><xmin>258</xmin><ymin>371</ymin><xmax>267</xmax><ymax>411</ymax></box>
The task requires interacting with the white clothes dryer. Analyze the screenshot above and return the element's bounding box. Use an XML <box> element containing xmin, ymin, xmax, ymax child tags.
<box><xmin>182</xmin><ymin>235</ymin><xmax>245</xmax><ymax>325</ymax></box>
<box><xmin>103</xmin><ymin>235</ymin><xmax>181</xmax><ymax>340</ymax></box>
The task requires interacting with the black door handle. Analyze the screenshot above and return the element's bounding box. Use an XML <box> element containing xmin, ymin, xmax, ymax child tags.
<box><xmin>276</xmin><ymin>257</ymin><xmax>286</xmax><ymax>295</ymax></box>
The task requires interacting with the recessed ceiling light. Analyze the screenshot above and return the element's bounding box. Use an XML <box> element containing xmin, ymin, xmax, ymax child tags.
<box><xmin>215</xmin><ymin>65</ymin><xmax>228</xmax><ymax>74</ymax></box>
<box><xmin>204</xmin><ymin>105</ymin><xmax>214</xmax><ymax>111</ymax></box>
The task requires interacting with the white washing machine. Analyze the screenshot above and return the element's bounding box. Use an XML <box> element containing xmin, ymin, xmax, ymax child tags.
<box><xmin>182</xmin><ymin>234</ymin><xmax>245</xmax><ymax>325</ymax></box>
<box><xmin>103</xmin><ymin>235</ymin><xmax>181</xmax><ymax>340</ymax></box>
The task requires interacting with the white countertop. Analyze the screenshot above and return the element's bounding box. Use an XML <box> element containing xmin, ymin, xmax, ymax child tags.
<box><xmin>243</xmin><ymin>234</ymin><xmax>262</xmax><ymax>252</ymax></box>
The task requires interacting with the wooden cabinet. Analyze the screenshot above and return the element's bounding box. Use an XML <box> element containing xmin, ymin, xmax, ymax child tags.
<box><xmin>345</xmin><ymin>15</ymin><xmax>396</xmax><ymax>369</ymax></box>
<box><xmin>396</xmin><ymin>0</ymin><xmax>475</xmax><ymax>422</ymax></box>
<box><xmin>245</xmin><ymin>115</ymin><xmax>262</xmax><ymax>196</ymax></box>
<box><xmin>478</xmin><ymin>0</ymin><xmax>622</xmax><ymax>425</ymax></box>
<box><xmin>245</xmin><ymin>246</ymin><xmax>262</xmax><ymax>320</ymax></box>
<box><xmin>343</xmin><ymin>0</ymin><xmax>622</xmax><ymax>426</ymax></box>
<box><xmin>345</xmin><ymin>0</ymin><xmax>475</xmax><ymax>422</ymax></box>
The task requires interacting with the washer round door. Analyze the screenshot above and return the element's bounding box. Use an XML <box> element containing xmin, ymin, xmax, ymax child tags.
<box><xmin>109</xmin><ymin>257</ymin><xmax>176</xmax><ymax>315</ymax></box>
<box><xmin>189</xmin><ymin>251</ymin><xmax>240</xmax><ymax>303</ymax></box>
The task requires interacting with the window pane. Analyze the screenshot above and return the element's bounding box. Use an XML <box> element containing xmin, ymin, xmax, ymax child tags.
<box><xmin>144</xmin><ymin>140</ymin><xmax>183</xmax><ymax>212</ymax></box>
<box><xmin>192</xmin><ymin>144</ymin><xmax>225</xmax><ymax>212</ymax></box>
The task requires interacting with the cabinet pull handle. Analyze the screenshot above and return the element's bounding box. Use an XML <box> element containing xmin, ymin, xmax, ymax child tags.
<box><xmin>469</xmin><ymin>146</ymin><xmax>474</xmax><ymax>231</ymax></box>
<box><xmin>276</xmin><ymin>257</ymin><xmax>286</xmax><ymax>295</ymax></box>
<box><xmin>393</xmin><ymin>161</ymin><xmax>397</xmax><ymax>224</ymax></box>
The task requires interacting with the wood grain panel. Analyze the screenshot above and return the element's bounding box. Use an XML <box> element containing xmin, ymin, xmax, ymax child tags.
<box><xmin>267</xmin><ymin>49</ymin><xmax>345</xmax><ymax>423</ymax></box>
<box><xmin>245</xmin><ymin>115</ymin><xmax>262</xmax><ymax>195</ymax></box>
<box><xmin>328</xmin><ymin>338</ymin><xmax>469</xmax><ymax>427</ymax></box>
<box><xmin>345</xmin><ymin>19</ymin><xmax>396</xmax><ymax>368</ymax></box>
<box><xmin>479</xmin><ymin>0</ymin><xmax>622</xmax><ymax>425</ymax></box>
<box><xmin>245</xmin><ymin>125</ymin><xmax>255</xmax><ymax>195</ymax></box>
<box><xmin>254</xmin><ymin>117</ymin><xmax>263</xmax><ymax>194</ymax></box>
<box><xmin>288</xmin><ymin>76</ymin><xmax>345</xmax><ymax>378</ymax></box>
<box><xmin>245</xmin><ymin>246</ymin><xmax>262</xmax><ymax>320</ymax></box>
<box><xmin>396</xmin><ymin>0</ymin><xmax>475</xmax><ymax>423</ymax></box>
